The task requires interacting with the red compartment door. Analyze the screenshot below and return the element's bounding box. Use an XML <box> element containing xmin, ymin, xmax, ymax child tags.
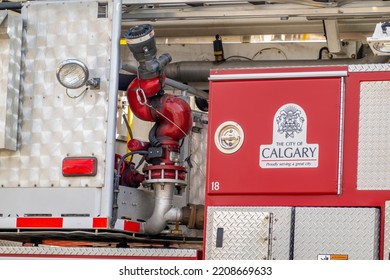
<box><xmin>207</xmin><ymin>67</ymin><xmax>345</xmax><ymax>195</ymax></box>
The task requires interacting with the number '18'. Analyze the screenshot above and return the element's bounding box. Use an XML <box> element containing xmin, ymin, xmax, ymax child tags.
<box><xmin>211</xmin><ymin>181</ymin><xmax>220</xmax><ymax>191</ymax></box>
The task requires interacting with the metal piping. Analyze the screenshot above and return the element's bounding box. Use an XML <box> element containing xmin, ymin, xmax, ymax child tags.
<box><xmin>122</xmin><ymin>64</ymin><xmax>208</xmax><ymax>99</ymax></box>
<box><xmin>141</xmin><ymin>183</ymin><xmax>182</xmax><ymax>235</ymax></box>
<box><xmin>103</xmin><ymin>0</ymin><xmax>122</xmax><ymax>218</ymax></box>
<box><xmin>164</xmin><ymin>54</ymin><xmax>390</xmax><ymax>82</ymax></box>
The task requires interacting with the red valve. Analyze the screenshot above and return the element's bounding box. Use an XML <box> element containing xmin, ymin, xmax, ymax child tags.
<box><xmin>127</xmin><ymin>76</ymin><xmax>192</xmax><ymax>146</ymax></box>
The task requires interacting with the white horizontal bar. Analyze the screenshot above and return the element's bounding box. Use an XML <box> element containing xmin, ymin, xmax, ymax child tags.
<box><xmin>209</xmin><ymin>71</ymin><xmax>348</xmax><ymax>81</ymax></box>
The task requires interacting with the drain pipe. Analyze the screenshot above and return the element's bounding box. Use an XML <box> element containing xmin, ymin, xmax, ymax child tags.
<box><xmin>140</xmin><ymin>183</ymin><xmax>182</xmax><ymax>235</ymax></box>
<box><xmin>139</xmin><ymin>184</ymin><xmax>204</xmax><ymax>235</ymax></box>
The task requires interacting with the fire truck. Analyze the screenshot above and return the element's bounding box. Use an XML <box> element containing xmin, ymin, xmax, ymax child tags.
<box><xmin>1</xmin><ymin>0</ymin><xmax>390</xmax><ymax>260</ymax></box>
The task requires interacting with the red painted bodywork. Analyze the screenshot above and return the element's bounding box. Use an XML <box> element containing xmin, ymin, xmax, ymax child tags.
<box><xmin>207</xmin><ymin>71</ymin><xmax>341</xmax><ymax>195</ymax></box>
<box><xmin>205</xmin><ymin>66</ymin><xmax>390</xmax><ymax>259</ymax></box>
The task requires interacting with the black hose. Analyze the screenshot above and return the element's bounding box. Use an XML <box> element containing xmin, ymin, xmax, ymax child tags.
<box><xmin>122</xmin><ymin>113</ymin><xmax>133</xmax><ymax>140</ymax></box>
<box><xmin>381</xmin><ymin>22</ymin><xmax>390</xmax><ymax>33</ymax></box>
<box><xmin>318</xmin><ymin>47</ymin><xmax>329</xmax><ymax>60</ymax></box>
<box><xmin>148</xmin><ymin>123</ymin><xmax>161</xmax><ymax>147</ymax></box>
<box><xmin>135</xmin><ymin>154</ymin><xmax>147</xmax><ymax>170</ymax></box>
<box><xmin>0</xmin><ymin>2</ymin><xmax>22</xmax><ymax>10</ymax></box>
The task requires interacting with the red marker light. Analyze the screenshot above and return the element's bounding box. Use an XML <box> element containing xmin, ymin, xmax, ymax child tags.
<box><xmin>62</xmin><ymin>157</ymin><xmax>97</xmax><ymax>176</ymax></box>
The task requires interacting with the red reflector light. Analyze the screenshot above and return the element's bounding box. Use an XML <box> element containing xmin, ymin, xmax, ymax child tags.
<box><xmin>92</xmin><ymin>217</ymin><xmax>108</xmax><ymax>229</ymax></box>
<box><xmin>62</xmin><ymin>157</ymin><xmax>97</xmax><ymax>176</ymax></box>
<box><xmin>17</xmin><ymin>217</ymin><xmax>63</xmax><ymax>228</ymax></box>
<box><xmin>124</xmin><ymin>220</ymin><xmax>141</xmax><ymax>233</ymax></box>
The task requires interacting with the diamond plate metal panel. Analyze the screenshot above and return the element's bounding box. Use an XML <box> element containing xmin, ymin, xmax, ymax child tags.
<box><xmin>188</xmin><ymin>116</ymin><xmax>207</xmax><ymax>205</ymax></box>
<box><xmin>0</xmin><ymin>1</ymin><xmax>111</xmax><ymax>189</ymax></box>
<box><xmin>0</xmin><ymin>11</ymin><xmax>22</xmax><ymax>151</ymax></box>
<box><xmin>294</xmin><ymin>207</ymin><xmax>380</xmax><ymax>260</ymax></box>
<box><xmin>205</xmin><ymin>207</ymin><xmax>292</xmax><ymax>260</ymax></box>
<box><xmin>0</xmin><ymin>246</ymin><xmax>198</xmax><ymax>258</ymax></box>
<box><xmin>0</xmin><ymin>240</ymin><xmax>22</xmax><ymax>247</ymax></box>
<box><xmin>385</xmin><ymin>202</ymin><xmax>390</xmax><ymax>260</ymax></box>
<box><xmin>349</xmin><ymin>64</ymin><xmax>390</xmax><ymax>72</ymax></box>
<box><xmin>206</xmin><ymin>208</ymin><xmax>270</xmax><ymax>260</ymax></box>
<box><xmin>357</xmin><ymin>82</ymin><xmax>390</xmax><ymax>190</ymax></box>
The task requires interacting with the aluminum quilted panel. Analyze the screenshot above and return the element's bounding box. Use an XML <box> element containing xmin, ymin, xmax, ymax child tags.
<box><xmin>385</xmin><ymin>202</ymin><xmax>390</xmax><ymax>260</ymax></box>
<box><xmin>205</xmin><ymin>206</ymin><xmax>292</xmax><ymax>260</ymax></box>
<box><xmin>0</xmin><ymin>1</ymin><xmax>111</xmax><ymax>188</ymax></box>
<box><xmin>0</xmin><ymin>11</ymin><xmax>22</xmax><ymax>151</ymax></box>
<box><xmin>294</xmin><ymin>207</ymin><xmax>380</xmax><ymax>260</ymax></box>
<box><xmin>357</xmin><ymin>82</ymin><xmax>390</xmax><ymax>190</ymax></box>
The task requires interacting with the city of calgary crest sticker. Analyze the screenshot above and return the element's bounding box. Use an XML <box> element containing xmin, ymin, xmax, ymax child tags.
<box><xmin>260</xmin><ymin>103</ymin><xmax>319</xmax><ymax>168</ymax></box>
